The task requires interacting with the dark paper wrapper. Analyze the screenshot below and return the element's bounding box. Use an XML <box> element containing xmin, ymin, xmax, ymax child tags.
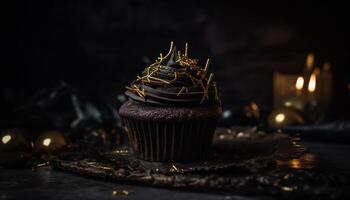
<box><xmin>122</xmin><ymin>117</ymin><xmax>217</xmax><ymax>162</ymax></box>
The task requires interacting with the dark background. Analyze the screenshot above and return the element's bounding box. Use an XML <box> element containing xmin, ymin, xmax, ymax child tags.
<box><xmin>3</xmin><ymin>0</ymin><xmax>350</xmax><ymax>118</ymax></box>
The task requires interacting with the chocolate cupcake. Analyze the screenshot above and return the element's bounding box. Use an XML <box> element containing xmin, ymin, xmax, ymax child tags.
<box><xmin>119</xmin><ymin>42</ymin><xmax>222</xmax><ymax>162</ymax></box>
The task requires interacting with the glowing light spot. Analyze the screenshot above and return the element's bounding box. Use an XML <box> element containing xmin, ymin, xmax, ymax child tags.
<box><xmin>290</xmin><ymin>159</ymin><xmax>301</xmax><ymax>169</ymax></box>
<box><xmin>284</xmin><ymin>101</ymin><xmax>292</xmax><ymax>107</ymax></box>
<box><xmin>2</xmin><ymin>135</ymin><xmax>11</xmax><ymax>144</ymax></box>
<box><xmin>304</xmin><ymin>153</ymin><xmax>316</xmax><ymax>162</ymax></box>
<box><xmin>43</xmin><ymin>138</ymin><xmax>52</xmax><ymax>146</ymax></box>
<box><xmin>251</xmin><ymin>103</ymin><xmax>258</xmax><ymax>111</ymax></box>
<box><xmin>222</xmin><ymin>110</ymin><xmax>232</xmax><ymax>118</ymax></box>
<box><xmin>275</xmin><ymin>113</ymin><xmax>285</xmax><ymax>123</ymax></box>
<box><xmin>308</xmin><ymin>73</ymin><xmax>316</xmax><ymax>93</ymax></box>
<box><xmin>295</xmin><ymin>76</ymin><xmax>304</xmax><ymax>90</ymax></box>
<box><xmin>282</xmin><ymin>186</ymin><xmax>294</xmax><ymax>192</ymax></box>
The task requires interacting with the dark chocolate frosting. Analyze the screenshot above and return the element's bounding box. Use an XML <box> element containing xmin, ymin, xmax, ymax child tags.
<box><xmin>125</xmin><ymin>42</ymin><xmax>220</xmax><ymax>106</ymax></box>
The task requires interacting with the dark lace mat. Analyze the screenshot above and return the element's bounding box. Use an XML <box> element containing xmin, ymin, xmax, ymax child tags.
<box><xmin>51</xmin><ymin>127</ymin><xmax>350</xmax><ymax>199</ymax></box>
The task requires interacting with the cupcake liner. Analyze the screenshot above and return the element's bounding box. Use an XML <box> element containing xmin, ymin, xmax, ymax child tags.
<box><xmin>121</xmin><ymin>117</ymin><xmax>218</xmax><ymax>162</ymax></box>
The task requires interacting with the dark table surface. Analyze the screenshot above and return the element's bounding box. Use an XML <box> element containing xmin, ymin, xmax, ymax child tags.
<box><xmin>1</xmin><ymin>142</ymin><xmax>350</xmax><ymax>200</ymax></box>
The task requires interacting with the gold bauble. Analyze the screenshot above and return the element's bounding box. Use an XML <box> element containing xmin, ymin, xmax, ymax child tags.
<box><xmin>0</xmin><ymin>128</ymin><xmax>33</xmax><ymax>167</ymax></box>
<box><xmin>35</xmin><ymin>130</ymin><xmax>69</xmax><ymax>154</ymax></box>
<box><xmin>268</xmin><ymin>107</ymin><xmax>304</xmax><ymax>129</ymax></box>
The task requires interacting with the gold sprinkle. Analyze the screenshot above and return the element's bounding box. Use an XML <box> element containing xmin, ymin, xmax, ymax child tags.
<box><xmin>36</xmin><ymin>162</ymin><xmax>49</xmax><ymax>167</ymax></box>
<box><xmin>149</xmin><ymin>76</ymin><xmax>170</xmax><ymax>84</ymax></box>
<box><xmin>201</xmin><ymin>73</ymin><xmax>213</xmax><ymax>103</ymax></box>
<box><xmin>100</xmin><ymin>166</ymin><xmax>112</xmax><ymax>170</ymax></box>
<box><xmin>33</xmin><ymin>161</ymin><xmax>50</xmax><ymax>171</ymax></box>
<box><xmin>185</xmin><ymin>43</ymin><xmax>188</xmax><ymax>57</ymax></box>
<box><xmin>179</xmin><ymin>56</ymin><xmax>198</xmax><ymax>68</ymax></box>
<box><xmin>177</xmin><ymin>87</ymin><xmax>186</xmax><ymax>96</ymax></box>
<box><xmin>176</xmin><ymin>51</ymin><xmax>182</xmax><ymax>62</ymax></box>
<box><xmin>111</xmin><ymin>190</ymin><xmax>132</xmax><ymax>196</ymax></box>
<box><xmin>158</xmin><ymin>53</ymin><xmax>163</xmax><ymax>60</ymax></box>
<box><xmin>126</xmin><ymin>85</ymin><xmax>146</xmax><ymax>98</ymax></box>
<box><xmin>204</xmin><ymin>58</ymin><xmax>210</xmax><ymax>72</ymax></box>
<box><xmin>162</xmin><ymin>41</ymin><xmax>174</xmax><ymax>61</ymax></box>
<box><xmin>170</xmin><ymin>164</ymin><xmax>178</xmax><ymax>172</ymax></box>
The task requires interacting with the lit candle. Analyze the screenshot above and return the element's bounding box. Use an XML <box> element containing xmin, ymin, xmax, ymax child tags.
<box><xmin>303</xmin><ymin>53</ymin><xmax>315</xmax><ymax>95</ymax></box>
<box><xmin>273</xmin><ymin>53</ymin><xmax>332</xmax><ymax>123</ymax></box>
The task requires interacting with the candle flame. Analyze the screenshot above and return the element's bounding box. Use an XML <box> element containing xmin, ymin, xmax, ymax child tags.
<box><xmin>308</xmin><ymin>73</ymin><xmax>316</xmax><ymax>93</ymax></box>
<box><xmin>295</xmin><ymin>76</ymin><xmax>304</xmax><ymax>90</ymax></box>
